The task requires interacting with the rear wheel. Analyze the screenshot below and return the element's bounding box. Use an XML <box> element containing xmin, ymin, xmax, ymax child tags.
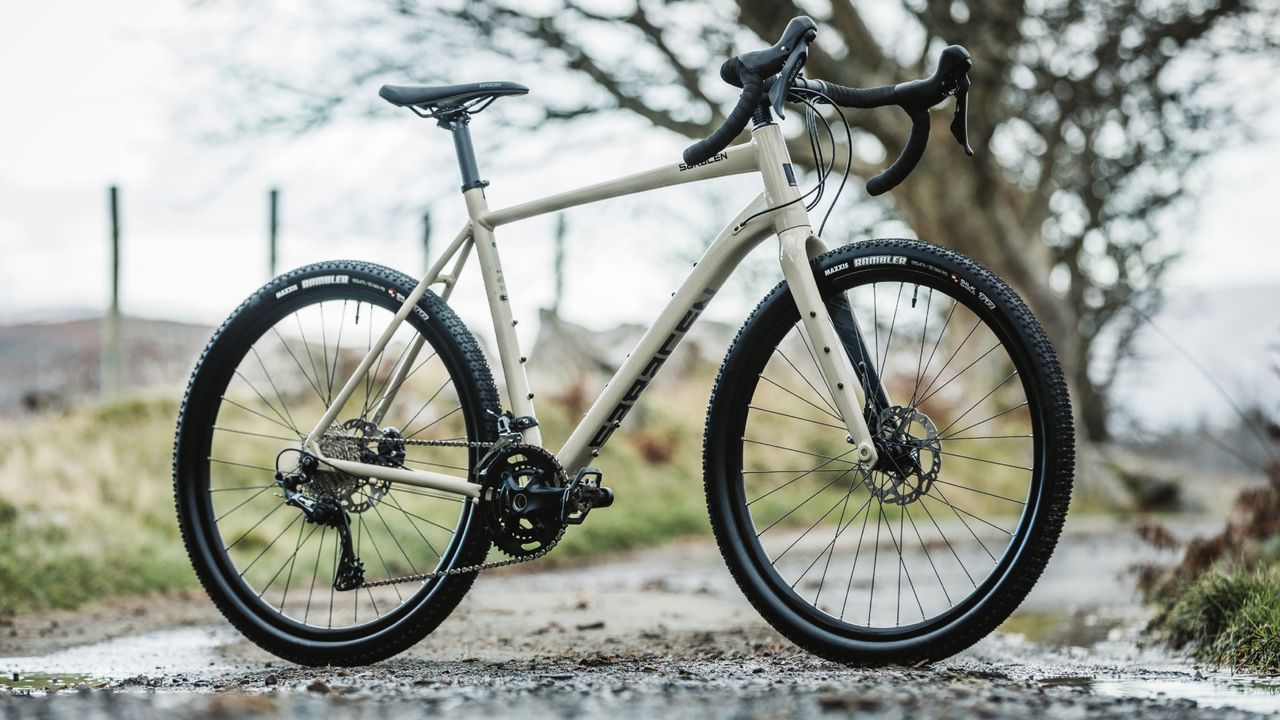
<box><xmin>704</xmin><ymin>239</ymin><xmax>1073</xmax><ymax>665</ymax></box>
<box><xmin>174</xmin><ymin>261</ymin><xmax>499</xmax><ymax>666</ymax></box>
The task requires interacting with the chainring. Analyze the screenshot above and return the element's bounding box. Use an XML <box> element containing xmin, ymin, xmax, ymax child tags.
<box><xmin>479</xmin><ymin>443</ymin><xmax>568</xmax><ymax>558</ymax></box>
<box><xmin>867</xmin><ymin>405</ymin><xmax>942</xmax><ymax>505</ymax></box>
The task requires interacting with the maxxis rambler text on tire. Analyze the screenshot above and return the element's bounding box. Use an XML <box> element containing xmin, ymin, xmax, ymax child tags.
<box><xmin>173</xmin><ymin>260</ymin><xmax>500</xmax><ymax>666</ymax></box>
<box><xmin>703</xmin><ymin>239</ymin><xmax>1074</xmax><ymax>666</ymax></box>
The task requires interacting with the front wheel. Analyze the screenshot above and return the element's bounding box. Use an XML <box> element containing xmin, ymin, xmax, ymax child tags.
<box><xmin>704</xmin><ymin>239</ymin><xmax>1074</xmax><ymax>665</ymax></box>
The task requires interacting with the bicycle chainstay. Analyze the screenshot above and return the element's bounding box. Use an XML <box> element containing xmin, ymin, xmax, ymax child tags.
<box><xmin>320</xmin><ymin>430</ymin><xmax>566</xmax><ymax>590</ymax></box>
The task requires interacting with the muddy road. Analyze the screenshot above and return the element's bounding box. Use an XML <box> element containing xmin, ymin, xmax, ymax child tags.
<box><xmin>2</xmin><ymin>517</ymin><xmax>1278</xmax><ymax>718</ymax></box>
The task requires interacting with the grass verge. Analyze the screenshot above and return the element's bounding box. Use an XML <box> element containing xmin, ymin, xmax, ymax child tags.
<box><xmin>1155</xmin><ymin>568</ymin><xmax>1280</xmax><ymax>671</ymax></box>
<box><xmin>1137</xmin><ymin>406</ymin><xmax>1280</xmax><ymax>672</ymax></box>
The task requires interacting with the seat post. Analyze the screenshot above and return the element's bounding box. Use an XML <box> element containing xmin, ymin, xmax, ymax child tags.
<box><xmin>439</xmin><ymin>112</ymin><xmax>486</xmax><ymax>192</ymax></box>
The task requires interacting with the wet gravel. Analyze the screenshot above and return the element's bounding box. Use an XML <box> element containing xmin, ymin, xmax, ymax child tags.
<box><xmin>0</xmin><ymin>646</ymin><xmax>1269</xmax><ymax>720</ymax></box>
<box><xmin>2</xmin><ymin>521</ymin><xmax>1277</xmax><ymax>718</ymax></box>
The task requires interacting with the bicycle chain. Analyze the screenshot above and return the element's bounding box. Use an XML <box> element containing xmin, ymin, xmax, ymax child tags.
<box><xmin>322</xmin><ymin>432</ymin><xmax>567</xmax><ymax>589</ymax></box>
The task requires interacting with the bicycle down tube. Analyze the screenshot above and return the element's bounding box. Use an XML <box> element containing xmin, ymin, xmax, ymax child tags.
<box><xmin>305</xmin><ymin>121</ymin><xmax>882</xmax><ymax>498</ymax></box>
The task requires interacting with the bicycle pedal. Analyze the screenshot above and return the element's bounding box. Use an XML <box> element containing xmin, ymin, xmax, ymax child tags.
<box><xmin>563</xmin><ymin>468</ymin><xmax>613</xmax><ymax>524</ymax></box>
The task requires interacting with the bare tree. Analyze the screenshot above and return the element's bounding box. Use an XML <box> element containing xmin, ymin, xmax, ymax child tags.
<box><xmin>205</xmin><ymin>0</ymin><xmax>1278</xmax><ymax>441</ymax></box>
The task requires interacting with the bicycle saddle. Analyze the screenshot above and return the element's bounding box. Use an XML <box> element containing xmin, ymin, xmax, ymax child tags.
<box><xmin>378</xmin><ymin>81</ymin><xmax>528</xmax><ymax>110</ymax></box>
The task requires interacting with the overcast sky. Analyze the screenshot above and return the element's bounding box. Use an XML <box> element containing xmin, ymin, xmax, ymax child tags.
<box><xmin>3</xmin><ymin>1</ymin><xmax>1277</xmax><ymax>326</ymax></box>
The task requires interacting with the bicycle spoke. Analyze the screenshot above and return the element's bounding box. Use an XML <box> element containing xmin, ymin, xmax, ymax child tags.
<box><xmin>918</xmin><ymin>498</ymin><xmax>975</xmax><ymax>588</ymax></box>
<box><xmin>213</xmin><ymin>426</ymin><xmax>298</xmax><ymax>443</ymax></box>
<box><xmin>304</xmin><ymin>527</ymin><xmax>326</xmax><ymax>625</ymax></box>
<box><xmin>936</xmin><ymin>403</ymin><xmax>1029</xmax><ymax>440</ymax></box>
<box><xmin>748</xmin><ymin>404</ymin><xmax>847</xmax><ymax>431</ymax></box>
<box><xmin>909</xmin><ymin>286</ymin><xmax>934</xmax><ymax>408</ymax></box>
<box><xmin>404</xmin><ymin>404</ymin><xmax>463</xmax><ymax>440</ymax></box>
<box><xmin>742</xmin><ymin>438</ymin><xmax>859</xmax><ymax>464</ymax></box>
<box><xmin>885</xmin><ymin>504</ymin><xmax>924</xmax><ymax>624</ymax></box>
<box><xmin>876</xmin><ymin>282</ymin><xmax>904</xmax><ymax>380</ymax></box>
<box><xmin>359</xmin><ymin>514</ymin><xmax>403</xmax><ymax>603</ymax></box>
<box><xmin>213</xmin><ymin>483</ymin><xmax>275</xmax><ymax>522</ymax></box>
<box><xmin>221</xmin><ymin>397</ymin><xmax>303</xmax><ymax>438</ymax></box>
<box><xmin>249</xmin><ymin>345</ymin><xmax>300</xmax><ymax>434</ymax></box>
<box><xmin>382</xmin><ymin>493</ymin><xmax>444</xmax><ymax>560</ymax></box>
<box><xmin>271</xmin><ymin>326</ymin><xmax>328</xmax><ymax>406</ymax></box>
<box><xmin>242</xmin><ymin>513</ymin><xmax>304</xmax><ymax>580</ymax></box>
<box><xmin>277</xmin><ymin>521</ymin><xmax>318</xmax><ymax>612</ymax></box>
<box><xmin>747</xmin><ymin>448</ymin><xmax>859</xmax><ymax>505</ymax></box>
<box><xmin>917</xmin><ymin>341</ymin><xmax>1000</xmax><ymax>408</ymax></box>
<box><xmin>868</xmin><ymin>500</ymin><xmax>884</xmax><ymax>625</ymax></box>
<box><xmin>778</xmin><ymin>342</ymin><xmax>839</xmax><ymax>418</ymax></box>
<box><xmin>755</xmin><ymin>468</ymin><xmax>856</xmax><ymax>537</ymax></box>
<box><xmin>775</xmin><ymin>474</ymin><xmax>868</xmax><ymax>565</ymax></box>
<box><xmin>935</xmin><ymin>370</ymin><xmax>1018</xmax><ymax>437</ymax></box>
<box><xmin>905</xmin><ymin>506</ymin><xmax>951</xmax><ymax>605</ymax></box>
<box><xmin>793</xmin><ymin>331</ymin><xmax>841</xmax><ymax>417</ymax></box>
<box><xmin>209</xmin><ymin>484</ymin><xmax>276</xmax><ymax>493</ymax></box>
<box><xmin>936</xmin><ymin>449</ymin><xmax>1032</xmax><ymax>472</ymax></box>
<box><xmin>231</xmin><ymin>368</ymin><xmax>298</xmax><ymax>436</ymax></box>
<box><xmin>371</xmin><ymin>502</ymin><xmax>423</xmax><ymax>575</ymax></box>
<box><xmin>757</xmin><ymin>374</ymin><xmax>844</xmax><ymax>422</ymax></box>
<box><xmin>326</xmin><ymin>300</ymin><xmax>348</xmax><ymax>402</ymax></box>
<box><xmin>913</xmin><ymin>317</ymin><xmax>981</xmax><ymax>403</ymax></box>
<box><xmin>933</xmin><ymin>479</ymin><xmax>1026</xmax><ymax>505</ymax></box>
<box><xmin>209</xmin><ymin>457</ymin><xmax>276</xmax><ymax>474</ymax></box>
<box><xmin>224</xmin><ymin>502</ymin><xmax>285</xmax><ymax>552</ymax></box>
<box><xmin>840</xmin><ymin>473</ymin><xmax>882</xmax><ymax>621</ymax></box>
<box><xmin>293</xmin><ymin>312</ymin><xmax>329</xmax><ymax>406</ymax></box>
<box><xmin>910</xmin><ymin>297</ymin><xmax>957</xmax><ymax>407</ymax></box>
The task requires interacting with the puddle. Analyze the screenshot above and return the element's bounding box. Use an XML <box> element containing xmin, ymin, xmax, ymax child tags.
<box><xmin>1032</xmin><ymin>672</ymin><xmax>1280</xmax><ymax>715</ymax></box>
<box><xmin>0</xmin><ymin>626</ymin><xmax>240</xmax><ymax>685</ymax></box>
<box><xmin>0</xmin><ymin>672</ymin><xmax>109</xmax><ymax>692</ymax></box>
<box><xmin>1093</xmin><ymin>676</ymin><xmax>1280</xmax><ymax>714</ymax></box>
<box><xmin>998</xmin><ymin>610</ymin><xmax>1125</xmax><ymax>648</ymax></box>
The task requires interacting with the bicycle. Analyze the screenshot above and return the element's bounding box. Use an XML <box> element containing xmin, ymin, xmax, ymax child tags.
<box><xmin>174</xmin><ymin>16</ymin><xmax>1073</xmax><ymax>667</ymax></box>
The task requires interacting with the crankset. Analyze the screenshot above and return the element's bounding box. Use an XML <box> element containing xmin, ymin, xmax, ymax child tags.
<box><xmin>478</xmin><ymin>444</ymin><xmax>614</xmax><ymax>557</ymax></box>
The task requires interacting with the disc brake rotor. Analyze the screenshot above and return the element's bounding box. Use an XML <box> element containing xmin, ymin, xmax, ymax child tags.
<box><xmin>867</xmin><ymin>405</ymin><xmax>941</xmax><ymax>505</ymax></box>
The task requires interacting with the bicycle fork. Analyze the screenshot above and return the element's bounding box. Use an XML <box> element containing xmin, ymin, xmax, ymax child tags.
<box><xmin>755</xmin><ymin>121</ymin><xmax>883</xmax><ymax>467</ymax></box>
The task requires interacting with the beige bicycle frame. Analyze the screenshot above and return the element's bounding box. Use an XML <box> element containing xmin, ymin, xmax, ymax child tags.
<box><xmin>304</xmin><ymin>121</ymin><xmax>880</xmax><ymax>500</ymax></box>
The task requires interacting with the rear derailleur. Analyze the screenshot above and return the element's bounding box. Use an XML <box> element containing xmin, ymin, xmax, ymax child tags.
<box><xmin>276</xmin><ymin>454</ymin><xmax>365</xmax><ymax>592</ymax></box>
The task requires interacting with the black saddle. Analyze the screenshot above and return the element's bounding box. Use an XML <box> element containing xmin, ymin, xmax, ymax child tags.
<box><xmin>378</xmin><ymin>81</ymin><xmax>528</xmax><ymax>113</ymax></box>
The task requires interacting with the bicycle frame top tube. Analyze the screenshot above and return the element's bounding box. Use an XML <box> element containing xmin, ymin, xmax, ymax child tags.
<box><xmin>479</xmin><ymin>142</ymin><xmax>758</xmax><ymax>229</ymax></box>
<box><xmin>306</xmin><ymin>117</ymin><xmax>881</xmax><ymax>498</ymax></box>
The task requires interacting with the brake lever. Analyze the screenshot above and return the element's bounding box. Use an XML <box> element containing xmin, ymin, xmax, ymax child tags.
<box><xmin>950</xmin><ymin>75</ymin><xmax>974</xmax><ymax>156</ymax></box>
<box><xmin>768</xmin><ymin>28</ymin><xmax>816</xmax><ymax>119</ymax></box>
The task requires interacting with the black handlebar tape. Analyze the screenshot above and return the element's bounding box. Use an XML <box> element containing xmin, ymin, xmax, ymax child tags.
<box><xmin>866</xmin><ymin>110</ymin><xmax>930</xmax><ymax>196</ymax></box>
<box><xmin>683</xmin><ymin>74</ymin><xmax>764</xmax><ymax>166</ymax></box>
<box><xmin>819</xmin><ymin>82</ymin><xmax>898</xmax><ymax>109</ymax></box>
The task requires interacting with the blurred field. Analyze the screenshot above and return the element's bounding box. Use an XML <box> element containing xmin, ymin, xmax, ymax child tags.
<box><xmin>0</xmin><ymin>399</ymin><xmax>194</xmax><ymax>614</ymax></box>
<box><xmin>0</xmin><ymin>381</ymin><xmax>718</xmax><ymax>616</ymax></box>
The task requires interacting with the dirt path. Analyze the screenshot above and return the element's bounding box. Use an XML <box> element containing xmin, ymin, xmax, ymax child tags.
<box><xmin>2</xmin><ymin>516</ymin><xmax>1277</xmax><ymax>718</ymax></box>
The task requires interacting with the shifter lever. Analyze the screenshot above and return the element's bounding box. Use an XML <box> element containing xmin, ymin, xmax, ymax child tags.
<box><xmin>950</xmin><ymin>75</ymin><xmax>974</xmax><ymax>156</ymax></box>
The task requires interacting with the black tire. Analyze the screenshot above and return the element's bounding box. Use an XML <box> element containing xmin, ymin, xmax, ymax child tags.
<box><xmin>174</xmin><ymin>260</ymin><xmax>499</xmax><ymax>666</ymax></box>
<box><xmin>704</xmin><ymin>239</ymin><xmax>1074</xmax><ymax>665</ymax></box>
